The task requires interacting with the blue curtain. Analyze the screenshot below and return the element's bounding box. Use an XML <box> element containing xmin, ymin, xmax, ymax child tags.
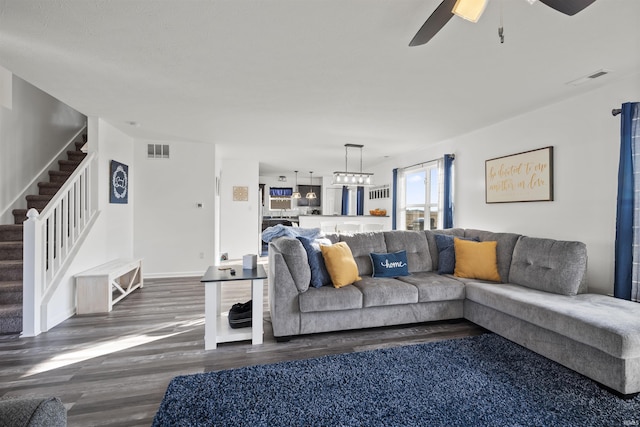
<box><xmin>392</xmin><ymin>168</ymin><xmax>398</xmax><ymax>230</ymax></box>
<box><xmin>356</xmin><ymin>186</ymin><xmax>364</xmax><ymax>215</ymax></box>
<box><xmin>443</xmin><ymin>154</ymin><xmax>455</xmax><ymax>229</ymax></box>
<box><xmin>614</xmin><ymin>102</ymin><xmax>640</xmax><ymax>301</ymax></box>
<box><xmin>341</xmin><ymin>186</ymin><xmax>349</xmax><ymax>215</ymax></box>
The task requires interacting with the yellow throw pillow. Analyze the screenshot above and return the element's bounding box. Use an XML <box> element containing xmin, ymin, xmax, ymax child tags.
<box><xmin>320</xmin><ymin>242</ymin><xmax>362</xmax><ymax>288</ymax></box>
<box><xmin>453</xmin><ymin>238</ymin><xmax>501</xmax><ymax>282</ymax></box>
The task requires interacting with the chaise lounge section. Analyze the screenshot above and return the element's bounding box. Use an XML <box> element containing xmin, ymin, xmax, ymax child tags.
<box><xmin>268</xmin><ymin>228</ymin><xmax>640</xmax><ymax>396</ymax></box>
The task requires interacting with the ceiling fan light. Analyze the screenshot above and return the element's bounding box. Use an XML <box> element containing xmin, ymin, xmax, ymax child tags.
<box><xmin>452</xmin><ymin>0</ymin><xmax>488</xmax><ymax>23</ymax></box>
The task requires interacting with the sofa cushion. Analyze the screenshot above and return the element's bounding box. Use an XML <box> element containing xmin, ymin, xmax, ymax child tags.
<box><xmin>370</xmin><ymin>251</ymin><xmax>410</xmax><ymax>278</ymax></box>
<box><xmin>396</xmin><ymin>272</ymin><xmax>465</xmax><ymax>302</ymax></box>
<box><xmin>453</xmin><ymin>238</ymin><xmax>501</xmax><ymax>282</ymax></box>
<box><xmin>340</xmin><ymin>232</ymin><xmax>387</xmax><ymax>276</ymax></box>
<box><xmin>270</xmin><ymin>237</ymin><xmax>311</xmax><ymax>293</ymax></box>
<box><xmin>299</xmin><ymin>285</ymin><xmax>363</xmax><ymax>313</ymax></box>
<box><xmin>465</xmin><ymin>282</ymin><xmax>640</xmax><ymax>359</ymax></box>
<box><xmin>463</xmin><ymin>229</ymin><xmax>521</xmax><ymax>284</ymax></box>
<box><xmin>296</xmin><ymin>236</ymin><xmax>332</xmax><ymax>288</ymax></box>
<box><xmin>508</xmin><ymin>236</ymin><xmax>587</xmax><ymax>296</ymax></box>
<box><xmin>383</xmin><ymin>230</ymin><xmax>432</xmax><ymax>273</ymax></box>
<box><xmin>353</xmin><ymin>277</ymin><xmax>419</xmax><ymax>307</ymax></box>
<box><xmin>320</xmin><ymin>242</ymin><xmax>362</xmax><ymax>288</ymax></box>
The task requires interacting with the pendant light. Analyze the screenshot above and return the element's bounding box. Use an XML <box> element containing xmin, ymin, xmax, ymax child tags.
<box><xmin>292</xmin><ymin>171</ymin><xmax>302</xmax><ymax>199</ymax></box>
<box><xmin>306</xmin><ymin>171</ymin><xmax>317</xmax><ymax>199</ymax></box>
<box><xmin>332</xmin><ymin>143</ymin><xmax>374</xmax><ymax>186</ymax></box>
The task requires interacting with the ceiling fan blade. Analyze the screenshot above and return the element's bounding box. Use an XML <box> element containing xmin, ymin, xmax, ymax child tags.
<box><xmin>409</xmin><ymin>0</ymin><xmax>457</xmax><ymax>47</ymax></box>
<box><xmin>538</xmin><ymin>0</ymin><xmax>597</xmax><ymax>16</ymax></box>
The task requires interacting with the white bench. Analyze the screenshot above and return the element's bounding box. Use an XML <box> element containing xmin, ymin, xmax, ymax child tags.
<box><xmin>76</xmin><ymin>258</ymin><xmax>143</xmax><ymax>314</ymax></box>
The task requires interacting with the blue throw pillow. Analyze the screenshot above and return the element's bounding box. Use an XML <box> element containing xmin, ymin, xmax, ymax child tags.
<box><xmin>434</xmin><ymin>234</ymin><xmax>479</xmax><ymax>274</ymax></box>
<box><xmin>370</xmin><ymin>251</ymin><xmax>410</xmax><ymax>278</ymax></box>
<box><xmin>297</xmin><ymin>236</ymin><xmax>332</xmax><ymax>288</ymax></box>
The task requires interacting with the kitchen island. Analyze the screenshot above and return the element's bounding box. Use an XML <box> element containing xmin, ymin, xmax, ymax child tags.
<box><xmin>298</xmin><ymin>215</ymin><xmax>391</xmax><ymax>233</ymax></box>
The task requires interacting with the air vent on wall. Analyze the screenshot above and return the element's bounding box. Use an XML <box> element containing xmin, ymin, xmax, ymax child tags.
<box><xmin>566</xmin><ymin>69</ymin><xmax>612</xmax><ymax>86</ymax></box>
<box><xmin>147</xmin><ymin>144</ymin><xmax>170</xmax><ymax>159</ymax></box>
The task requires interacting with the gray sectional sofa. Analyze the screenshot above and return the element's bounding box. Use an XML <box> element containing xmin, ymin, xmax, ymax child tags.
<box><xmin>268</xmin><ymin>228</ymin><xmax>640</xmax><ymax>396</ymax></box>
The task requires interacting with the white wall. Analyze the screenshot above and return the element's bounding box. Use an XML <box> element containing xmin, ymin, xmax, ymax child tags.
<box><xmin>133</xmin><ymin>139</ymin><xmax>216</xmax><ymax>277</ymax></box>
<box><xmin>221</xmin><ymin>158</ymin><xmax>260</xmax><ymax>260</ymax></box>
<box><xmin>372</xmin><ymin>73</ymin><xmax>640</xmax><ymax>295</ymax></box>
<box><xmin>0</xmin><ymin>75</ymin><xmax>85</xmax><ymax>223</ymax></box>
<box><xmin>46</xmin><ymin>118</ymin><xmax>135</xmax><ymax>330</ymax></box>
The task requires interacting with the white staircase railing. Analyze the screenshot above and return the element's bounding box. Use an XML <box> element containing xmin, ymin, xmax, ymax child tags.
<box><xmin>22</xmin><ymin>151</ymin><xmax>99</xmax><ymax>337</ymax></box>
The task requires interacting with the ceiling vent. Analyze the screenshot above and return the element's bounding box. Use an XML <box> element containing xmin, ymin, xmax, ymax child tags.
<box><xmin>566</xmin><ymin>69</ymin><xmax>612</xmax><ymax>86</ymax></box>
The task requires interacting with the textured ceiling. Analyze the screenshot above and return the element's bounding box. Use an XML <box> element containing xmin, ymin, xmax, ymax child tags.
<box><xmin>1</xmin><ymin>0</ymin><xmax>638</xmax><ymax>177</ymax></box>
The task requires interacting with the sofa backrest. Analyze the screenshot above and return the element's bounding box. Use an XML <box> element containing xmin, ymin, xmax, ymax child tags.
<box><xmin>384</xmin><ymin>230</ymin><xmax>432</xmax><ymax>273</ymax></box>
<box><xmin>508</xmin><ymin>236</ymin><xmax>588</xmax><ymax>295</ymax></box>
<box><xmin>339</xmin><ymin>232</ymin><xmax>388</xmax><ymax>276</ymax></box>
<box><xmin>463</xmin><ymin>229</ymin><xmax>521</xmax><ymax>284</ymax></box>
<box><xmin>269</xmin><ymin>237</ymin><xmax>311</xmax><ymax>293</ymax></box>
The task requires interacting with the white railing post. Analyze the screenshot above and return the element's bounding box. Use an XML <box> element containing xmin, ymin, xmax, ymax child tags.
<box><xmin>22</xmin><ymin>208</ymin><xmax>43</xmax><ymax>337</ymax></box>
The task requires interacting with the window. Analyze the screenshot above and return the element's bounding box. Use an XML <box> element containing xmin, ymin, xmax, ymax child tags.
<box><xmin>396</xmin><ymin>160</ymin><xmax>445</xmax><ymax>230</ymax></box>
<box><xmin>369</xmin><ymin>185</ymin><xmax>390</xmax><ymax>200</ymax></box>
<box><xmin>269</xmin><ymin>187</ymin><xmax>293</xmax><ymax>210</ymax></box>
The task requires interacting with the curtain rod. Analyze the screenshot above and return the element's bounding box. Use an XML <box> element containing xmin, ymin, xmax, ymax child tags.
<box><xmin>400</xmin><ymin>154</ymin><xmax>454</xmax><ymax>172</ymax></box>
<box><xmin>612</xmin><ymin>108</ymin><xmax>622</xmax><ymax>116</ymax></box>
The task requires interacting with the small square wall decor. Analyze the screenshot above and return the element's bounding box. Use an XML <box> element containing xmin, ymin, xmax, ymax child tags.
<box><xmin>110</xmin><ymin>160</ymin><xmax>129</xmax><ymax>204</ymax></box>
<box><xmin>233</xmin><ymin>186</ymin><xmax>249</xmax><ymax>201</ymax></box>
<box><xmin>485</xmin><ymin>146</ymin><xmax>553</xmax><ymax>203</ymax></box>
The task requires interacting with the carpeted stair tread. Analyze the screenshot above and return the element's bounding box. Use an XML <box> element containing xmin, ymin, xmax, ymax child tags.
<box><xmin>0</xmin><ymin>225</ymin><xmax>23</xmax><ymax>242</ymax></box>
<box><xmin>58</xmin><ymin>159</ymin><xmax>81</xmax><ymax>172</ymax></box>
<box><xmin>0</xmin><ymin>241</ymin><xmax>23</xmax><ymax>260</ymax></box>
<box><xmin>48</xmin><ymin>170</ymin><xmax>72</xmax><ymax>183</ymax></box>
<box><xmin>11</xmin><ymin>209</ymin><xmax>33</xmax><ymax>224</ymax></box>
<box><xmin>66</xmin><ymin>150</ymin><xmax>86</xmax><ymax>161</ymax></box>
<box><xmin>38</xmin><ymin>181</ymin><xmax>64</xmax><ymax>195</ymax></box>
<box><xmin>26</xmin><ymin>194</ymin><xmax>53</xmax><ymax>210</ymax></box>
<box><xmin>0</xmin><ymin>281</ymin><xmax>22</xmax><ymax>304</ymax></box>
<box><xmin>0</xmin><ymin>303</ymin><xmax>23</xmax><ymax>334</ymax></box>
<box><xmin>0</xmin><ymin>304</ymin><xmax>22</xmax><ymax>316</ymax></box>
<box><xmin>0</xmin><ymin>260</ymin><xmax>23</xmax><ymax>281</ymax></box>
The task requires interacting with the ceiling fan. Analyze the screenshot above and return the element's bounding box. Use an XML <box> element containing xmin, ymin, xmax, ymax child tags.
<box><xmin>409</xmin><ymin>0</ymin><xmax>597</xmax><ymax>46</ymax></box>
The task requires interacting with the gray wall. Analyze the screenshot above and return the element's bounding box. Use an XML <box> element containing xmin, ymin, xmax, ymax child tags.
<box><xmin>0</xmin><ymin>74</ymin><xmax>86</xmax><ymax>223</ymax></box>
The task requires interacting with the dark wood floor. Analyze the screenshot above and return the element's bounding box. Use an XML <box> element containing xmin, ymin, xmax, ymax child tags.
<box><xmin>0</xmin><ymin>274</ymin><xmax>486</xmax><ymax>427</ymax></box>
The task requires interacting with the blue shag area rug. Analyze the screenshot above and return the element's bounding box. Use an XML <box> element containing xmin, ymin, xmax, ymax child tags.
<box><xmin>153</xmin><ymin>334</ymin><xmax>640</xmax><ymax>426</ymax></box>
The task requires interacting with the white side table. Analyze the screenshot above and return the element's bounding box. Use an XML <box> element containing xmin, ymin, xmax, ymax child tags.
<box><xmin>200</xmin><ymin>265</ymin><xmax>266</xmax><ymax>350</ymax></box>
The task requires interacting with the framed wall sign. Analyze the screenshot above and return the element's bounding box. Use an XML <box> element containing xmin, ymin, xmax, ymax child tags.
<box><xmin>485</xmin><ymin>146</ymin><xmax>553</xmax><ymax>203</ymax></box>
<box><xmin>110</xmin><ymin>160</ymin><xmax>129</xmax><ymax>204</ymax></box>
